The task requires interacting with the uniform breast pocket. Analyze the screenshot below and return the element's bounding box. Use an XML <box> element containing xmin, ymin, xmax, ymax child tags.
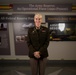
<box><xmin>40</xmin><ymin>32</ymin><xmax>46</xmax><ymax>40</ymax></box>
<box><xmin>30</xmin><ymin>33</ymin><xmax>38</xmax><ymax>41</ymax></box>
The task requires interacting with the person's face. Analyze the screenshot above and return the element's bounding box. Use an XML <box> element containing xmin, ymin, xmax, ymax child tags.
<box><xmin>34</xmin><ymin>15</ymin><xmax>42</xmax><ymax>28</ymax></box>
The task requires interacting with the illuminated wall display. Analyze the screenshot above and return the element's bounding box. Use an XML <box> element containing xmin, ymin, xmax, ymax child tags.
<box><xmin>45</xmin><ymin>15</ymin><xmax>76</xmax><ymax>41</ymax></box>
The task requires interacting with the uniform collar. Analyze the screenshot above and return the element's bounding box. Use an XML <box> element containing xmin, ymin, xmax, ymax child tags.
<box><xmin>33</xmin><ymin>26</ymin><xmax>43</xmax><ymax>31</ymax></box>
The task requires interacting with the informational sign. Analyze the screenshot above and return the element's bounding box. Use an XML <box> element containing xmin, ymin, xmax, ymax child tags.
<box><xmin>0</xmin><ymin>23</ymin><xmax>10</xmax><ymax>55</ymax></box>
<box><xmin>0</xmin><ymin>4</ymin><xmax>76</xmax><ymax>12</ymax></box>
<box><xmin>13</xmin><ymin>4</ymin><xmax>72</xmax><ymax>12</ymax></box>
<box><xmin>0</xmin><ymin>14</ymin><xmax>34</xmax><ymax>23</ymax></box>
<box><xmin>45</xmin><ymin>15</ymin><xmax>76</xmax><ymax>23</ymax></box>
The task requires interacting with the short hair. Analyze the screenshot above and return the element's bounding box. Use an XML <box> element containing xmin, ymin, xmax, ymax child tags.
<box><xmin>34</xmin><ymin>13</ymin><xmax>42</xmax><ymax>19</ymax></box>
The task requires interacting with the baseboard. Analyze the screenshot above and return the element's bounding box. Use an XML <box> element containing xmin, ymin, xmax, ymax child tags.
<box><xmin>0</xmin><ymin>59</ymin><xmax>76</xmax><ymax>66</ymax></box>
<box><xmin>47</xmin><ymin>60</ymin><xmax>76</xmax><ymax>66</ymax></box>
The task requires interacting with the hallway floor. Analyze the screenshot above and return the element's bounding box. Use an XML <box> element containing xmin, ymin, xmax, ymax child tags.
<box><xmin>0</xmin><ymin>63</ymin><xmax>76</xmax><ymax>75</ymax></box>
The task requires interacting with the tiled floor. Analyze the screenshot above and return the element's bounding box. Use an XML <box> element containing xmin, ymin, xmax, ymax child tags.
<box><xmin>0</xmin><ymin>64</ymin><xmax>76</xmax><ymax>75</ymax></box>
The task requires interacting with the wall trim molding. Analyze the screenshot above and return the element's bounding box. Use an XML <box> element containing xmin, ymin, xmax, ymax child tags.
<box><xmin>0</xmin><ymin>60</ymin><xmax>76</xmax><ymax>66</ymax></box>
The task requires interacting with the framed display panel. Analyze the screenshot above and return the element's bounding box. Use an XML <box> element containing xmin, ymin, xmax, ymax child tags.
<box><xmin>45</xmin><ymin>15</ymin><xmax>76</xmax><ymax>41</ymax></box>
<box><xmin>0</xmin><ymin>14</ymin><xmax>34</xmax><ymax>55</ymax></box>
<box><xmin>13</xmin><ymin>14</ymin><xmax>34</xmax><ymax>55</ymax></box>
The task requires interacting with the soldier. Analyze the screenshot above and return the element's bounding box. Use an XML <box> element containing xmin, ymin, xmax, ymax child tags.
<box><xmin>27</xmin><ymin>13</ymin><xmax>50</xmax><ymax>75</ymax></box>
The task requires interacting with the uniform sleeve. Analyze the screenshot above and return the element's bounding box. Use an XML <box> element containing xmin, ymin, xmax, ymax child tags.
<box><xmin>27</xmin><ymin>28</ymin><xmax>36</xmax><ymax>54</ymax></box>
